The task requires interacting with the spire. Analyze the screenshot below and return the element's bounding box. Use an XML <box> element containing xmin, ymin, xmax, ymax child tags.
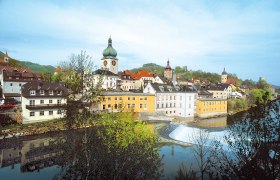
<box><xmin>165</xmin><ymin>59</ymin><xmax>171</xmax><ymax>70</ymax></box>
<box><xmin>222</xmin><ymin>67</ymin><xmax>227</xmax><ymax>75</ymax></box>
<box><xmin>108</xmin><ymin>35</ymin><xmax>112</xmax><ymax>46</ymax></box>
<box><xmin>4</xmin><ymin>50</ymin><xmax>8</xmax><ymax>57</ymax></box>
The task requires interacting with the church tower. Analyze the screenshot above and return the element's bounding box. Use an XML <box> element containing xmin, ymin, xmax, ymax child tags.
<box><xmin>164</xmin><ymin>59</ymin><xmax>173</xmax><ymax>81</ymax></box>
<box><xmin>4</xmin><ymin>50</ymin><xmax>9</xmax><ymax>63</ymax></box>
<box><xmin>101</xmin><ymin>36</ymin><xmax>118</xmax><ymax>74</ymax></box>
<box><xmin>221</xmin><ymin>67</ymin><xmax>227</xmax><ymax>84</ymax></box>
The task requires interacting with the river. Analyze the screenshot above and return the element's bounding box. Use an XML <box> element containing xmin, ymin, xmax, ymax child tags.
<box><xmin>0</xmin><ymin>117</ymin><xmax>229</xmax><ymax>179</ymax></box>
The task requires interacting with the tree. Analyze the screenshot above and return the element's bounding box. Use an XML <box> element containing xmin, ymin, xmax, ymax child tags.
<box><xmin>54</xmin><ymin>112</ymin><xmax>163</xmax><ymax>179</ymax></box>
<box><xmin>257</xmin><ymin>77</ymin><xmax>269</xmax><ymax>90</ymax></box>
<box><xmin>248</xmin><ymin>89</ymin><xmax>272</xmax><ymax>106</ymax></box>
<box><xmin>210</xmin><ymin>98</ymin><xmax>280</xmax><ymax>179</ymax></box>
<box><xmin>59</xmin><ymin>51</ymin><xmax>102</xmax><ymax>129</ymax></box>
<box><xmin>191</xmin><ymin>129</ymin><xmax>214</xmax><ymax>180</ymax></box>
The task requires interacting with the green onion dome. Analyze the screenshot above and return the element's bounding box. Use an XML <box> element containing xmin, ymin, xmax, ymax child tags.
<box><xmin>103</xmin><ymin>37</ymin><xmax>117</xmax><ymax>58</ymax></box>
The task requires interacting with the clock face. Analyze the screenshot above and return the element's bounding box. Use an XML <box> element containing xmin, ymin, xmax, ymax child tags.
<box><xmin>112</xmin><ymin>60</ymin><xmax>116</xmax><ymax>66</ymax></box>
<box><xmin>103</xmin><ymin>60</ymin><xmax>107</xmax><ymax>66</ymax></box>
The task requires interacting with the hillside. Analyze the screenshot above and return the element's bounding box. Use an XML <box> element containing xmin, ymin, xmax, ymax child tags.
<box><xmin>129</xmin><ymin>63</ymin><xmax>240</xmax><ymax>84</ymax></box>
<box><xmin>0</xmin><ymin>51</ymin><xmax>55</xmax><ymax>73</ymax></box>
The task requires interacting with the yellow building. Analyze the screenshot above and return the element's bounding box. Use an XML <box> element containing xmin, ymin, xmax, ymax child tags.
<box><xmin>98</xmin><ymin>92</ymin><xmax>155</xmax><ymax>113</ymax></box>
<box><xmin>196</xmin><ymin>98</ymin><xmax>227</xmax><ymax>118</ymax></box>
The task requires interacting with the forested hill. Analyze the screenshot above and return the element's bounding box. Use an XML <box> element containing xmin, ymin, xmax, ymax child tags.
<box><xmin>0</xmin><ymin>51</ymin><xmax>55</xmax><ymax>73</ymax></box>
<box><xmin>129</xmin><ymin>63</ymin><xmax>240</xmax><ymax>84</ymax></box>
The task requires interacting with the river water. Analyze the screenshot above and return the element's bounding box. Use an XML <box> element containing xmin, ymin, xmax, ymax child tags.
<box><xmin>0</xmin><ymin>117</ymin><xmax>229</xmax><ymax>179</ymax></box>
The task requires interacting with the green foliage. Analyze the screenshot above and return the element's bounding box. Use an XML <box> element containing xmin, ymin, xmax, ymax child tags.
<box><xmin>0</xmin><ymin>51</ymin><xmax>55</xmax><ymax>72</ymax></box>
<box><xmin>256</xmin><ymin>77</ymin><xmax>269</xmax><ymax>90</ymax></box>
<box><xmin>55</xmin><ymin>112</ymin><xmax>162</xmax><ymax>179</ymax></box>
<box><xmin>248</xmin><ymin>89</ymin><xmax>272</xmax><ymax>105</ymax></box>
<box><xmin>99</xmin><ymin>112</ymin><xmax>158</xmax><ymax>151</ymax></box>
<box><xmin>130</xmin><ymin>63</ymin><xmax>164</xmax><ymax>75</ymax></box>
<box><xmin>228</xmin><ymin>99</ymin><xmax>248</xmax><ymax>112</ymax></box>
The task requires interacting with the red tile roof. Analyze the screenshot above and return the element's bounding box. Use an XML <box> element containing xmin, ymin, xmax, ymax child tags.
<box><xmin>133</xmin><ymin>70</ymin><xmax>153</xmax><ymax>80</ymax></box>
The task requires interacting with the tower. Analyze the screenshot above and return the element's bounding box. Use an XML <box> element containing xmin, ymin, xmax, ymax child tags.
<box><xmin>4</xmin><ymin>50</ymin><xmax>9</xmax><ymax>63</ymax></box>
<box><xmin>164</xmin><ymin>59</ymin><xmax>173</xmax><ymax>81</ymax></box>
<box><xmin>101</xmin><ymin>36</ymin><xmax>118</xmax><ymax>74</ymax></box>
<box><xmin>221</xmin><ymin>67</ymin><xmax>227</xmax><ymax>84</ymax></box>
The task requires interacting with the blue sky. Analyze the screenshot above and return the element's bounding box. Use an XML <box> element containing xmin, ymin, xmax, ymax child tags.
<box><xmin>0</xmin><ymin>0</ymin><xmax>280</xmax><ymax>85</ymax></box>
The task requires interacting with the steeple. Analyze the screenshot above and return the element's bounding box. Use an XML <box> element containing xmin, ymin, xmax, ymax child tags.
<box><xmin>222</xmin><ymin>67</ymin><xmax>227</xmax><ymax>75</ymax></box>
<box><xmin>165</xmin><ymin>59</ymin><xmax>171</xmax><ymax>70</ymax></box>
<box><xmin>4</xmin><ymin>50</ymin><xmax>9</xmax><ymax>63</ymax></box>
<box><xmin>103</xmin><ymin>36</ymin><xmax>117</xmax><ymax>58</ymax></box>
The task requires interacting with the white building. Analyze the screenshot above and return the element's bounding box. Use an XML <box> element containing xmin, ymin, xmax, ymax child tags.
<box><xmin>144</xmin><ymin>82</ymin><xmax>197</xmax><ymax>118</ymax></box>
<box><xmin>207</xmin><ymin>84</ymin><xmax>232</xmax><ymax>99</ymax></box>
<box><xmin>101</xmin><ymin>36</ymin><xmax>118</xmax><ymax>75</ymax></box>
<box><xmin>0</xmin><ymin>67</ymin><xmax>42</xmax><ymax>102</ymax></box>
<box><xmin>21</xmin><ymin>82</ymin><xmax>68</xmax><ymax>124</ymax></box>
<box><xmin>85</xmin><ymin>69</ymin><xmax>118</xmax><ymax>90</ymax></box>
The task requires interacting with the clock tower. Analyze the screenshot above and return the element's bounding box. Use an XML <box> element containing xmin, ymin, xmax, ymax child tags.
<box><xmin>101</xmin><ymin>36</ymin><xmax>118</xmax><ymax>74</ymax></box>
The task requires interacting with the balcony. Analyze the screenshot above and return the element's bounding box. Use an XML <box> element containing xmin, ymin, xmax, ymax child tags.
<box><xmin>26</xmin><ymin>104</ymin><xmax>66</xmax><ymax>110</ymax></box>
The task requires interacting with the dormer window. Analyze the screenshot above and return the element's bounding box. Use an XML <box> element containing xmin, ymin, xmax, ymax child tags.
<box><xmin>57</xmin><ymin>90</ymin><xmax>62</xmax><ymax>95</ymax></box>
<box><xmin>49</xmin><ymin>90</ymin><xmax>53</xmax><ymax>95</ymax></box>
<box><xmin>40</xmin><ymin>90</ymin><xmax>44</xmax><ymax>95</ymax></box>
<box><xmin>30</xmin><ymin>90</ymin><xmax>35</xmax><ymax>95</ymax></box>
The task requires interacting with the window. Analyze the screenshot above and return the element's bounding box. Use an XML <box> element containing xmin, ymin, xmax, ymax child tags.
<box><xmin>140</xmin><ymin>104</ymin><xmax>143</xmax><ymax>108</ymax></box>
<box><xmin>128</xmin><ymin>104</ymin><xmax>131</xmax><ymax>108</ymax></box>
<box><xmin>119</xmin><ymin>97</ymin><xmax>122</xmax><ymax>100</ymax></box>
<box><xmin>140</xmin><ymin>98</ymin><xmax>143</xmax><ymax>100</ymax></box>
<box><xmin>57</xmin><ymin>110</ymin><xmax>62</xmax><ymax>114</ymax></box>
<box><xmin>30</xmin><ymin>90</ymin><xmax>35</xmax><ymax>95</ymax></box>
<box><xmin>49</xmin><ymin>100</ymin><xmax>53</xmax><ymax>104</ymax></box>
<box><xmin>103</xmin><ymin>105</ymin><xmax>106</xmax><ymax>110</ymax></box>
<box><xmin>49</xmin><ymin>111</ymin><xmax>53</xmax><ymax>115</ymax></box>
<box><xmin>144</xmin><ymin>104</ymin><xmax>147</xmax><ymax>109</ymax></box>
<box><xmin>40</xmin><ymin>90</ymin><xmax>44</xmax><ymax>95</ymax></box>
<box><xmin>108</xmin><ymin>97</ymin><xmax>111</xmax><ymax>101</ymax></box>
<box><xmin>157</xmin><ymin>104</ymin><xmax>159</xmax><ymax>108</ymax></box>
<box><xmin>118</xmin><ymin>104</ymin><xmax>122</xmax><ymax>108</ymax></box>
<box><xmin>30</xmin><ymin>112</ymin><xmax>35</xmax><ymax>117</ymax></box>
<box><xmin>114</xmin><ymin>104</ymin><xmax>117</xmax><ymax>109</ymax></box>
<box><xmin>108</xmin><ymin>104</ymin><xmax>111</xmax><ymax>108</ymax></box>
<box><xmin>57</xmin><ymin>100</ymin><xmax>61</xmax><ymax>105</ymax></box>
<box><xmin>49</xmin><ymin>90</ymin><xmax>53</xmax><ymax>95</ymax></box>
<box><xmin>29</xmin><ymin>100</ymin><xmax>35</xmax><ymax>106</ymax></box>
<box><xmin>128</xmin><ymin>97</ymin><xmax>130</xmax><ymax>100</ymax></box>
<box><xmin>10</xmin><ymin>83</ymin><xmax>12</xmax><ymax>86</ymax></box>
<box><xmin>19</xmin><ymin>83</ymin><xmax>21</xmax><ymax>87</ymax></box>
<box><xmin>40</xmin><ymin>111</ymin><xmax>44</xmax><ymax>116</ymax></box>
<box><xmin>57</xmin><ymin>90</ymin><xmax>62</xmax><ymax>95</ymax></box>
<box><xmin>132</xmin><ymin>104</ymin><xmax>135</xmax><ymax>108</ymax></box>
<box><xmin>40</xmin><ymin>100</ymin><xmax>44</xmax><ymax>104</ymax></box>
<box><xmin>132</xmin><ymin>97</ymin><xmax>135</xmax><ymax>100</ymax></box>
<box><xmin>115</xmin><ymin>97</ymin><xmax>117</xmax><ymax>100</ymax></box>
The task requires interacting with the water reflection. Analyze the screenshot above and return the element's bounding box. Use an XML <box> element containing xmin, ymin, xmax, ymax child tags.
<box><xmin>0</xmin><ymin>127</ymin><xmax>162</xmax><ymax>180</ymax></box>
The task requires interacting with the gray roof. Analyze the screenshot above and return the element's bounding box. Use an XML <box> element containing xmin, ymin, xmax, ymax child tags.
<box><xmin>150</xmin><ymin>83</ymin><xmax>196</xmax><ymax>93</ymax></box>
<box><xmin>207</xmin><ymin>83</ymin><xmax>230</xmax><ymax>91</ymax></box>
<box><xmin>101</xmin><ymin>91</ymin><xmax>154</xmax><ymax>96</ymax></box>
<box><xmin>198</xmin><ymin>98</ymin><xmax>226</xmax><ymax>101</ymax></box>
<box><xmin>22</xmin><ymin>81</ymin><xmax>68</xmax><ymax>98</ymax></box>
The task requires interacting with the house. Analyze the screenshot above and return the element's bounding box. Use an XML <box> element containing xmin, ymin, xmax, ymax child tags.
<box><xmin>133</xmin><ymin>70</ymin><xmax>154</xmax><ymax>88</ymax></box>
<box><xmin>0</xmin><ymin>51</ymin><xmax>9</xmax><ymax>63</ymax></box>
<box><xmin>197</xmin><ymin>89</ymin><xmax>213</xmax><ymax>99</ymax></box>
<box><xmin>95</xmin><ymin>92</ymin><xmax>155</xmax><ymax>113</ymax></box>
<box><xmin>143</xmin><ymin>82</ymin><xmax>197</xmax><ymax>118</ymax></box>
<box><xmin>119</xmin><ymin>70</ymin><xmax>141</xmax><ymax>91</ymax></box>
<box><xmin>207</xmin><ymin>83</ymin><xmax>232</xmax><ymax>99</ymax></box>
<box><xmin>21</xmin><ymin>82</ymin><xmax>68</xmax><ymax>124</ymax></box>
<box><xmin>152</xmin><ymin>75</ymin><xmax>168</xmax><ymax>84</ymax></box>
<box><xmin>88</xmin><ymin>69</ymin><xmax>119</xmax><ymax>90</ymax></box>
<box><xmin>196</xmin><ymin>98</ymin><xmax>227</xmax><ymax>118</ymax></box>
<box><xmin>0</xmin><ymin>68</ymin><xmax>42</xmax><ymax>102</ymax></box>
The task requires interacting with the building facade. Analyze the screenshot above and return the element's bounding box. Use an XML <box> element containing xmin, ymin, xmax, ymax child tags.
<box><xmin>196</xmin><ymin>98</ymin><xmax>227</xmax><ymax>118</ymax></box>
<box><xmin>96</xmin><ymin>92</ymin><xmax>155</xmax><ymax>113</ymax></box>
<box><xmin>21</xmin><ymin>82</ymin><xmax>68</xmax><ymax>124</ymax></box>
<box><xmin>143</xmin><ymin>82</ymin><xmax>197</xmax><ymax>118</ymax></box>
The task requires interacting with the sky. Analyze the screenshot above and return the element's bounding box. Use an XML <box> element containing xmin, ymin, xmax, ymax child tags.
<box><xmin>0</xmin><ymin>0</ymin><xmax>280</xmax><ymax>85</ymax></box>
